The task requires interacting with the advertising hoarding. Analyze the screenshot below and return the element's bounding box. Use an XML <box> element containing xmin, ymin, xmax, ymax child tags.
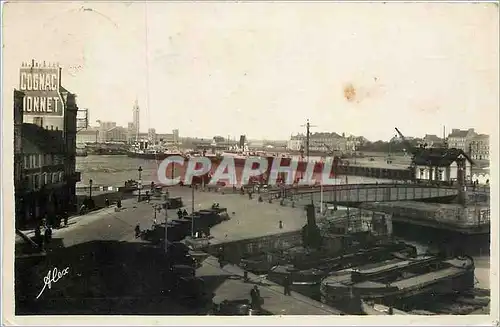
<box><xmin>19</xmin><ymin>62</ymin><xmax>64</xmax><ymax>116</ymax></box>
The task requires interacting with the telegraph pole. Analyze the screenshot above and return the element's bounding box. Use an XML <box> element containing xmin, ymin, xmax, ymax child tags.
<box><xmin>300</xmin><ymin>119</ymin><xmax>317</xmax><ymax>163</ymax></box>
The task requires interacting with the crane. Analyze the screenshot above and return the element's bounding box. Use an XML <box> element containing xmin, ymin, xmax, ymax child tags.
<box><xmin>394</xmin><ymin>127</ymin><xmax>418</xmax><ymax>156</ymax></box>
<box><xmin>323</xmin><ymin>143</ymin><xmax>334</xmax><ymax>156</ymax></box>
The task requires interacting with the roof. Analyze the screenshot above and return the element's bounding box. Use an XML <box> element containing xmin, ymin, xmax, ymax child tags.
<box><xmin>448</xmin><ymin>129</ymin><xmax>472</xmax><ymax>138</ymax></box>
<box><xmin>412</xmin><ymin>147</ymin><xmax>474</xmax><ymax>167</ymax></box>
<box><xmin>310</xmin><ymin>132</ymin><xmax>342</xmax><ymax>138</ymax></box>
<box><xmin>423</xmin><ymin>134</ymin><xmax>442</xmax><ymax>142</ymax></box>
<box><xmin>22</xmin><ymin>123</ymin><xmax>65</xmax><ymax>154</ymax></box>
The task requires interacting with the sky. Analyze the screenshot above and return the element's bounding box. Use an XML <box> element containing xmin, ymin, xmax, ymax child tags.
<box><xmin>2</xmin><ymin>1</ymin><xmax>499</xmax><ymax>141</ymax></box>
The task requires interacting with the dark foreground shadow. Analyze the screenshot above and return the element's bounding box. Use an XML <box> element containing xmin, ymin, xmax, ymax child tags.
<box><xmin>15</xmin><ymin>239</ymin><xmax>230</xmax><ymax>315</ymax></box>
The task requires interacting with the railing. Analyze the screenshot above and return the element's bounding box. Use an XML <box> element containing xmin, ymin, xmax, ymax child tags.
<box><xmin>269</xmin><ymin>184</ymin><xmax>459</xmax><ymax>204</ymax></box>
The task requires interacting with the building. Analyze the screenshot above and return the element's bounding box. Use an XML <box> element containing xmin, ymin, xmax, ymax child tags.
<box><xmin>309</xmin><ymin>132</ymin><xmax>346</xmax><ymax>153</ymax></box>
<box><xmin>14</xmin><ymin>91</ymin><xmax>24</xmax><ymax>225</ymax></box>
<box><xmin>148</xmin><ymin>128</ymin><xmax>157</xmax><ymax>143</ymax></box>
<box><xmin>106</xmin><ymin>126</ymin><xmax>128</xmax><ymax>143</ymax></box>
<box><xmin>15</xmin><ymin>61</ymin><xmax>80</xmax><ymax>228</ymax></box>
<box><xmin>289</xmin><ymin>132</ymin><xmax>347</xmax><ymax>154</ymax></box>
<box><xmin>470</xmin><ymin>134</ymin><xmax>490</xmax><ymax>161</ymax></box>
<box><xmin>76</xmin><ymin>127</ymin><xmax>99</xmax><ymax>144</ymax></box>
<box><xmin>345</xmin><ymin>135</ymin><xmax>366</xmax><ymax>153</ymax></box>
<box><xmin>413</xmin><ymin>148</ymin><xmax>473</xmax><ymax>183</ymax></box>
<box><xmin>447</xmin><ymin>128</ymin><xmax>476</xmax><ymax>152</ymax></box>
<box><xmin>288</xmin><ymin>134</ymin><xmax>304</xmax><ymax>151</ymax></box>
<box><xmin>132</xmin><ymin>99</ymin><xmax>140</xmax><ymax>142</ymax></box>
<box><xmin>96</xmin><ymin>121</ymin><xmax>116</xmax><ymax>143</ymax></box>
<box><xmin>421</xmin><ymin>134</ymin><xmax>444</xmax><ymax>148</ymax></box>
<box><xmin>126</xmin><ymin>122</ymin><xmax>136</xmax><ymax>144</ymax></box>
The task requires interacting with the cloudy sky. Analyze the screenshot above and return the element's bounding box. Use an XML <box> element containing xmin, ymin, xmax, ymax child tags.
<box><xmin>3</xmin><ymin>1</ymin><xmax>498</xmax><ymax>141</ymax></box>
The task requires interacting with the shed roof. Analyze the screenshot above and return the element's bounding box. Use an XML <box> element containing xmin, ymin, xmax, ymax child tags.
<box><xmin>412</xmin><ymin>147</ymin><xmax>474</xmax><ymax>167</ymax></box>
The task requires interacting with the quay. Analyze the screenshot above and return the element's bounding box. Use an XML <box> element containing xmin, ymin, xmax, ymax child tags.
<box><xmin>16</xmin><ymin>187</ymin><xmax>343</xmax><ymax>315</ymax></box>
<box><xmin>16</xmin><ymin>183</ymin><xmax>490</xmax><ymax>314</ymax></box>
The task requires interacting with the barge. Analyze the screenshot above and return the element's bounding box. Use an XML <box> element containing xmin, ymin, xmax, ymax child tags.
<box><xmin>320</xmin><ymin>255</ymin><xmax>475</xmax><ymax>314</ymax></box>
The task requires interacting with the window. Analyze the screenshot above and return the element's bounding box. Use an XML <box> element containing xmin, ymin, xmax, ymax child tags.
<box><xmin>438</xmin><ymin>170</ymin><xmax>443</xmax><ymax>181</ymax></box>
<box><xmin>33</xmin><ymin>174</ymin><xmax>39</xmax><ymax>189</ymax></box>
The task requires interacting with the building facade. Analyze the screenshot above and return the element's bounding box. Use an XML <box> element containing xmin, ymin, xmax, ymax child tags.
<box><xmin>14</xmin><ymin>91</ymin><xmax>24</xmax><ymax>225</ymax></box>
<box><xmin>288</xmin><ymin>132</ymin><xmax>348</xmax><ymax>154</ymax></box>
<box><xmin>413</xmin><ymin>148</ymin><xmax>473</xmax><ymax>183</ymax></box>
<box><xmin>470</xmin><ymin>134</ymin><xmax>489</xmax><ymax>161</ymax></box>
<box><xmin>15</xmin><ymin>61</ymin><xmax>80</xmax><ymax>228</ymax></box>
<box><xmin>76</xmin><ymin>127</ymin><xmax>99</xmax><ymax>144</ymax></box>
<box><xmin>447</xmin><ymin>128</ymin><xmax>476</xmax><ymax>152</ymax></box>
<box><xmin>106</xmin><ymin>126</ymin><xmax>128</xmax><ymax>143</ymax></box>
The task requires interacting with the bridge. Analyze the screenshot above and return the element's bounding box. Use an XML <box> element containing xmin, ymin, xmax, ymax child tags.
<box><xmin>261</xmin><ymin>183</ymin><xmax>459</xmax><ymax>206</ymax></box>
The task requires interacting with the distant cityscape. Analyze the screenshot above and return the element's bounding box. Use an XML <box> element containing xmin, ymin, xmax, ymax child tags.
<box><xmin>77</xmin><ymin>101</ymin><xmax>490</xmax><ymax>161</ymax></box>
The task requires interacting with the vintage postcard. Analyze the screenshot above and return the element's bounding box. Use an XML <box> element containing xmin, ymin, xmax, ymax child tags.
<box><xmin>1</xmin><ymin>1</ymin><xmax>498</xmax><ymax>325</ymax></box>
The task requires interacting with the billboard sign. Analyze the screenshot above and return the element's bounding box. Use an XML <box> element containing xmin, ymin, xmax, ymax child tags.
<box><xmin>19</xmin><ymin>61</ymin><xmax>64</xmax><ymax>116</ymax></box>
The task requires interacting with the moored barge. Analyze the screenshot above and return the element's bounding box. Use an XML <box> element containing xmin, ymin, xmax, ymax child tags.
<box><xmin>320</xmin><ymin>255</ymin><xmax>475</xmax><ymax>314</ymax></box>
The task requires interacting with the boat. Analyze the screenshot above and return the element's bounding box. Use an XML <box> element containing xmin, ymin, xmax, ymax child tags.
<box><xmin>286</xmin><ymin>241</ymin><xmax>418</xmax><ymax>271</ymax></box>
<box><xmin>320</xmin><ymin>255</ymin><xmax>475</xmax><ymax>314</ymax></box>
<box><xmin>127</xmin><ymin>148</ymin><xmax>186</xmax><ymax>161</ymax></box>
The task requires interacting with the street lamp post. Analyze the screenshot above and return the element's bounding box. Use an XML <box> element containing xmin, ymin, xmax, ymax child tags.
<box><xmin>89</xmin><ymin>179</ymin><xmax>93</xmax><ymax>199</ymax></box>
<box><xmin>138</xmin><ymin>166</ymin><xmax>143</xmax><ymax>202</ymax></box>
<box><xmin>191</xmin><ymin>185</ymin><xmax>195</xmax><ymax>237</ymax></box>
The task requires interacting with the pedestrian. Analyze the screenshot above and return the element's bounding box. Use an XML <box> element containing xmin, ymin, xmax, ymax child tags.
<box><xmin>182</xmin><ymin>209</ymin><xmax>188</xmax><ymax>216</ymax></box>
<box><xmin>44</xmin><ymin>225</ymin><xmax>52</xmax><ymax>245</ymax></box>
<box><xmin>79</xmin><ymin>203</ymin><xmax>87</xmax><ymax>214</ymax></box>
<box><xmin>117</xmin><ymin>199</ymin><xmax>122</xmax><ymax>209</ymax></box>
<box><xmin>283</xmin><ymin>274</ymin><xmax>292</xmax><ymax>296</ymax></box>
<box><xmin>34</xmin><ymin>226</ymin><xmax>43</xmax><ymax>249</ymax></box>
<box><xmin>135</xmin><ymin>224</ymin><xmax>141</xmax><ymax>238</ymax></box>
<box><xmin>177</xmin><ymin>209</ymin><xmax>183</xmax><ymax>218</ymax></box>
<box><xmin>279</xmin><ymin>220</ymin><xmax>283</xmax><ymax>229</ymax></box>
<box><xmin>243</xmin><ymin>270</ymin><xmax>249</xmax><ymax>283</ymax></box>
<box><xmin>105</xmin><ymin>198</ymin><xmax>110</xmax><ymax>207</ymax></box>
<box><xmin>250</xmin><ymin>285</ymin><xmax>261</xmax><ymax>310</ymax></box>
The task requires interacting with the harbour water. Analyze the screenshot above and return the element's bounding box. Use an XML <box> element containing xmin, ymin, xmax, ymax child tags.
<box><xmin>76</xmin><ymin>155</ymin><xmax>397</xmax><ymax>187</ymax></box>
<box><xmin>76</xmin><ymin>154</ymin><xmax>490</xmax><ymax>290</ymax></box>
